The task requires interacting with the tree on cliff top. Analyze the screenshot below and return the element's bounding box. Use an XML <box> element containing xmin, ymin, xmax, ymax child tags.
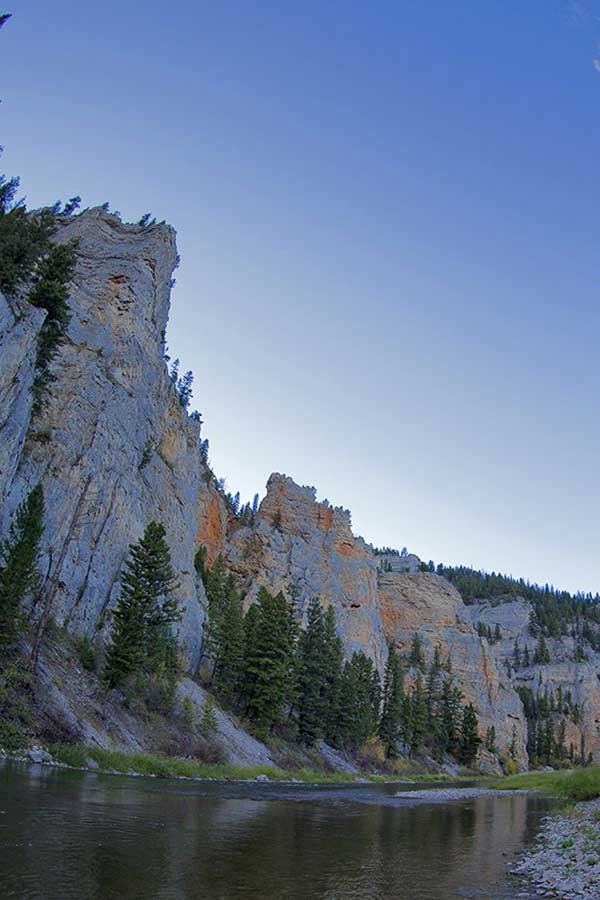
<box><xmin>104</xmin><ymin>522</ymin><xmax>180</xmax><ymax>689</ymax></box>
<box><xmin>0</xmin><ymin>485</ymin><xmax>44</xmax><ymax>652</ymax></box>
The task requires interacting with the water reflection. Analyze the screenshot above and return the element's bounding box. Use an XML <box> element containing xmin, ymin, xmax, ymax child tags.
<box><xmin>0</xmin><ymin>761</ymin><xmax>553</xmax><ymax>899</ymax></box>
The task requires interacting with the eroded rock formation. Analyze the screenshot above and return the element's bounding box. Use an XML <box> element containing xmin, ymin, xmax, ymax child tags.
<box><xmin>5</xmin><ymin>206</ymin><xmax>600</xmax><ymax>771</ymax></box>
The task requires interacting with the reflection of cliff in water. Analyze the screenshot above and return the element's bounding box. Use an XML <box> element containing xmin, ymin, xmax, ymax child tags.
<box><xmin>0</xmin><ymin>762</ymin><xmax>554</xmax><ymax>899</ymax></box>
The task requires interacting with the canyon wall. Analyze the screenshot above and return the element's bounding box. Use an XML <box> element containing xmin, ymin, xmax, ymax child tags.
<box><xmin>6</xmin><ymin>207</ymin><xmax>600</xmax><ymax>770</ymax></box>
<box><xmin>1</xmin><ymin>209</ymin><xmax>206</xmax><ymax>666</ymax></box>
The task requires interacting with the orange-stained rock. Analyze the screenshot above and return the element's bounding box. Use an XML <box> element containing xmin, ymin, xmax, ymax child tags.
<box><xmin>196</xmin><ymin>474</ymin><xmax>228</xmax><ymax>566</ymax></box>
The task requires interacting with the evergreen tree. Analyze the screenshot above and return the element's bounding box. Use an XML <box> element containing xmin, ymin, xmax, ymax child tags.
<box><xmin>335</xmin><ymin>651</ymin><xmax>380</xmax><ymax>750</ymax></box>
<box><xmin>484</xmin><ymin>725</ymin><xmax>497</xmax><ymax>754</ymax></box>
<box><xmin>104</xmin><ymin>522</ymin><xmax>180</xmax><ymax>688</ymax></box>
<box><xmin>438</xmin><ymin>679</ymin><xmax>463</xmax><ymax>757</ymax></box>
<box><xmin>296</xmin><ymin>597</ymin><xmax>328</xmax><ymax>744</ymax></box>
<box><xmin>251</xmin><ymin>493</ymin><xmax>260</xmax><ymax>517</ymax></box>
<box><xmin>243</xmin><ymin>588</ymin><xmax>296</xmax><ymax>729</ymax></box>
<box><xmin>28</xmin><ymin>241</ymin><xmax>77</xmax><ymax>410</ymax></box>
<box><xmin>534</xmin><ymin>634</ymin><xmax>551</xmax><ymax>665</ymax></box>
<box><xmin>409</xmin><ymin>673</ymin><xmax>428</xmax><ymax>756</ymax></box>
<box><xmin>322</xmin><ymin>605</ymin><xmax>344</xmax><ymax>744</ymax></box>
<box><xmin>213</xmin><ymin>581</ymin><xmax>245</xmax><ymax>705</ymax></box>
<box><xmin>0</xmin><ymin>485</ymin><xmax>44</xmax><ymax>651</ymax></box>
<box><xmin>523</xmin><ymin>644</ymin><xmax>531</xmax><ymax>667</ymax></box>
<box><xmin>459</xmin><ymin>702</ymin><xmax>481</xmax><ymax>765</ymax></box>
<box><xmin>379</xmin><ymin>643</ymin><xmax>405</xmax><ymax>757</ymax></box>
<box><xmin>513</xmin><ymin>639</ymin><xmax>521</xmax><ymax>668</ymax></box>
<box><xmin>408</xmin><ymin>632</ymin><xmax>425</xmax><ymax>671</ymax></box>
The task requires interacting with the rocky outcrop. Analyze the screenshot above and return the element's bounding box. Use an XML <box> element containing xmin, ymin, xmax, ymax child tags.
<box><xmin>226</xmin><ymin>473</ymin><xmax>387</xmax><ymax>669</ymax></box>
<box><xmin>378</xmin><ymin>573</ymin><xmax>527</xmax><ymax>765</ymax></box>
<box><xmin>1</xmin><ymin>210</ymin><xmax>206</xmax><ymax>667</ymax></box>
<box><xmin>225</xmin><ymin>474</ymin><xmax>528</xmax><ymax>766</ymax></box>
<box><xmin>196</xmin><ymin>475</ymin><xmax>229</xmax><ymax>566</ymax></box>
<box><xmin>470</xmin><ymin>600</ymin><xmax>600</xmax><ymax>762</ymax></box>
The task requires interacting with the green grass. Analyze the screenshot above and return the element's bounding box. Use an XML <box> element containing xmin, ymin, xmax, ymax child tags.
<box><xmin>45</xmin><ymin>743</ymin><xmax>490</xmax><ymax>785</ymax></box>
<box><xmin>47</xmin><ymin>744</ymin><xmax>366</xmax><ymax>783</ymax></box>
<box><xmin>491</xmin><ymin>767</ymin><xmax>600</xmax><ymax>802</ymax></box>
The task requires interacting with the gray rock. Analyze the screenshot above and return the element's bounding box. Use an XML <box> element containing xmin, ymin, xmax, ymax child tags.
<box><xmin>1</xmin><ymin>210</ymin><xmax>206</xmax><ymax>669</ymax></box>
<box><xmin>27</xmin><ymin>748</ymin><xmax>52</xmax><ymax>764</ymax></box>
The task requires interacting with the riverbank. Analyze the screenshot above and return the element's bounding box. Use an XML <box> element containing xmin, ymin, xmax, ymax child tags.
<box><xmin>494</xmin><ymin>767</ymin><xmax>600</xmax><ymax>801</ymax></box>
<box><xmin>510</xmin><ymin>798</ymin><xmax>600</xmax><ymax>899</ymax></box>
<box><xmin>2</xmin><ymin>743</ymin><xmax>480</xmax><ymax>786</ymax></box>
<box><xmin>491</xmin><ymin>768</ymin><xmax>600</xmax><ymax>898</ymax></box>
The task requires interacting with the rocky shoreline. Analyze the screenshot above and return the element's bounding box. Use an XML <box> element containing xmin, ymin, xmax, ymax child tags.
<box><xmin>511</xmin><ymin>798</ymin><xmax>600</xmax><ymax>899</ymax></box>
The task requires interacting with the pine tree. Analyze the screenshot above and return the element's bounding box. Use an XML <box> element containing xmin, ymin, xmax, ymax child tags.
<box><xmin>438</xmin><ymin>679</ymin><xmax>463</xmax><ymax>758</ymax></box>
<box><xmin>459</xmin><ymin>702</ymin><xmax>481</xmax><ymax>765</ymax></box>
<box><xmin>0</xmin><ymin>485</ymin><xmax>45</xmax><ymax>651</ymax></box>
<box><xmin>104</xmin><ymin>522</ymin><xmax>180</xmax><ymax>688</ymax></box>
<box><xmin>213</xmin><ymin>581</ymin><xmax>245</xmax><ymax>705</ymax></box>
<box><xmin>379</xmin><ymin>643</ymin><xmax>404</xmax><ymax>757</ymax></box>
<box><xmin>334</xmin><ymin>651</ymin><xmax>380</xmax><ymax>750</ymax></box>
<box><xmin>484</xmin><ymin>725</ymin><xmax>497</xmax><ymax>754</ymax></box>
<box><xmin>523</xmin><ymin>644</ymin><xmax>531</xmax><ymax>667</ymax></box>
<box><xmin>29</xmin><ymin>242</ymin><xmax>77</xmax><ymax>410</ymax></box>
<box><xmin>296</xmin><ymin>597</ymin><xmax>328</xmax><ymax>744</ymax></box>
<box><xmin>513</xmin><ymin>639</ymin><xmax>521</xmax><ymax>668</ymax></box>
<box><xmin>201</xmin><ymin>554</ymin><xmax>229</xmax><ymax>678</ymax></box>
<box><xmin>409</xmin><ymin>673</ymin><xmax>428</xmax><ymax>756</ymax></box>
<box><xmin>408</xmin><ymin>632</ymin><xmax>425</xmax><ymax>671</ymax></box>
<box><xmin>251</xmin><ymin>493</ymin><xmax>260</xmax><ymax>517</ymax></box>
<box><xmin>534</xmin><ymin>634</ymin><xmax>551</xmax><ymax>665</ymax></box>
<box><xmin>322</xmin><ymin>605</ymin><xmax>344</xmax><ymax>744</ymax></box>
<box><xmin>243</xmin><ymin>588</ymin><xmax>296</xmax><ymax>729</ymax></box>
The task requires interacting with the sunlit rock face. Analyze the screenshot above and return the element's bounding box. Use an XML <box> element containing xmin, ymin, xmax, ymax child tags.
<box><xmin>1</xmin><ymin>210</ymin><xmax>206</xmax><ymax>666</ymax></box>
<box><xmin>226</xmin><ymin>473</ymin><xmax>387</xmax><ymax>670</ymax></box>
<box><xmin>378</xmin><ymin>573</ymin><xmax>527</xmax><ymax>766</ymax></box>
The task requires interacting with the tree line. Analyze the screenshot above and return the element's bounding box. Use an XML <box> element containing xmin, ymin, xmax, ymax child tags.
<box><xmin>516</xmin><ymin>685</ymin><xmax>589</xmax><ymax>768</ymax></box>
<box><xmin>0</xmin><ymin>485</ymin><xmax>482</xmax><ymax>767</ymax></box>
<box><xmin>437</xmin><ymin>564</ymin><xmax>600</xmax><ymax>644</ymax></box>
<box><xmin>201</xmin><ymin>554</ymin><xmax>482</xmax><ymax>764</ymax></box>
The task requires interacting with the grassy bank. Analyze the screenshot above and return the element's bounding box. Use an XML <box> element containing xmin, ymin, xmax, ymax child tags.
<box><xmin>492</xmin><ymin>767</ymin><xmax>600</xmax><ymax>802</ymax></box>
<box><xmin>45</xmin><ymin>744</ymin><xmax>476</xmax><ymax>785</ymax></box>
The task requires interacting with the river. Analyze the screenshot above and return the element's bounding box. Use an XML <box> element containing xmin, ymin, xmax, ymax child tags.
<box><xmin>0</xmin><ymin>760</ymin><xmax>555</xmax><ymax>899</ymax></box>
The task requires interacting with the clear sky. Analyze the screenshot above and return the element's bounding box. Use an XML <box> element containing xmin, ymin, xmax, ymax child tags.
<box><xmin>2</xmin><ymin>2</ymin><xmax>600</xmax><ymax>592</ymax></box>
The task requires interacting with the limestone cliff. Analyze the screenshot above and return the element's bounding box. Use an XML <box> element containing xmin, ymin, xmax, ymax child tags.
<box><xmin>225</xmin><ymin>474</ymin><xmax>528</xmax><ymax>766</ymax></box>
<box><xmin>470</xmin><ymin>600</ymin><xmax>600</xmax><ymax>762</ymax></box>
<box><xmin>1</xmin><ymin>209</ymin><xmax>206</xmax><ymax>666</ymax></box>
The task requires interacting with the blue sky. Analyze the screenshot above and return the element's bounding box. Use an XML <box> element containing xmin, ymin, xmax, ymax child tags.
<box><xmin>2</xmin><ymin>2</ymin><xmax>600</xmax><ymax>591</ymax></box>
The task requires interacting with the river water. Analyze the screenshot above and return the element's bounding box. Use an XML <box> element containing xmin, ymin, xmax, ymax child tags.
<box><xmin>0</xmin><ymin>760</ymin><xmax>555</xmax><ymax>899</ymax></box>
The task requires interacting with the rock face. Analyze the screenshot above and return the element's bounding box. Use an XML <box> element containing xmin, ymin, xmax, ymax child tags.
<box><xmin>470</xmin><ymin>600</ymin><xmax>600</xmax><ymax>762</ymax></box>
<box><xmin>378</xmin><ymin>574</ymin><xmax>527</xmax><ymax>765</ymax></box>
<box><xmin>225</xmin><ymin>474</ymin><xmax>528</xmax><ymax>766</ymax></box>
<box><xmin>0</xmin><ymin>290</ymin><xmax>45</xmax><ymax>511</ymax></box>
<box><xmin>227</xmin><ymin>473</ymin><xmax>387</xmax><ymax>670</ymax></box>
<box><xmin>1</xmin><ymin>210</ymin><xmax>206</xmax><ymax>666</ymax></box>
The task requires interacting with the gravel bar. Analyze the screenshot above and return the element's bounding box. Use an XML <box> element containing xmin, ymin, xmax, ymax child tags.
<box><xmin>511</xmin><ymin>797</ymin><xmax>600</xmax><ymax>898</ymax></box>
